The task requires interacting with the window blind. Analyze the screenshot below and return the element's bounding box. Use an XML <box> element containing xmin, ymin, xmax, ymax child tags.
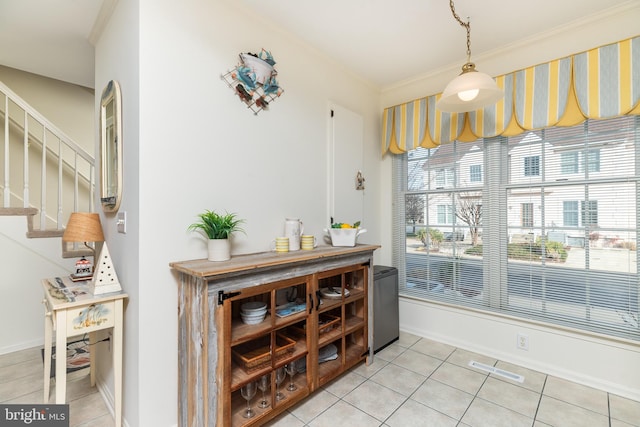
<box><xmin>395</xmin><ymin>115</ymin><xmax>640</xmax><ymax>341</ymax></box>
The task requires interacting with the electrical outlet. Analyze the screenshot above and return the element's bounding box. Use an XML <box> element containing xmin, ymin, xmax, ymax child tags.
<box><xmin>517</xmin><ymin>333</ymin><xmax>529</xmax><ymax>350</ymax></box>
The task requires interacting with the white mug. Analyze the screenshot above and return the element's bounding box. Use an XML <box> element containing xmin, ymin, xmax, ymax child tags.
<box><xmin>284</xmin><ymin>218</ymin><xmax>303</xmax><ymax>251</ymax></box>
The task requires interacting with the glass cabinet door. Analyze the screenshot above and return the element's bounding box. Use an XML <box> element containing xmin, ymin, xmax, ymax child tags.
<box><xmin>315</xmin><ymin>264</ymin><xmax>368</xmax><ymax>387</ymax></box>
<box><xmin>221</xmin><ymin>275</ymin><xmax>312</xmax><ymax>427</ymax></box>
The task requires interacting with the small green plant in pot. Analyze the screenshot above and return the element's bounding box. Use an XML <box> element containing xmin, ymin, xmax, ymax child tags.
<box><xmin>188</xmin><ymin>210</ymin><xmax>245</xmax><ymax>261</ymax></box>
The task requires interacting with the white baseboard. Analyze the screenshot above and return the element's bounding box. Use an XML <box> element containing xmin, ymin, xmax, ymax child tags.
<box><xmin>399</xmin><ymin>297</ymin><xmax>640</xmax><ymax>402</ymax></box>
<box><xmin>0</xmin><ymin>338</ymin><xmax>42</xmax><ymax>355</ymax></box>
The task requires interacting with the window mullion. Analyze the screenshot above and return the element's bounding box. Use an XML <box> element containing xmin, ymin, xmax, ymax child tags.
<box><xmin>484</xmin><ymin>137</ymin><xmax>506</xmax><ymax>309</ymax></box>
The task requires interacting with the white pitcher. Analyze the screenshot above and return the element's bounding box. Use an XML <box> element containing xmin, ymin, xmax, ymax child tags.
<box><xmin>284</xmin><ymin>218</ymin><xmax>303</xmax><ymax>251</ymax></box>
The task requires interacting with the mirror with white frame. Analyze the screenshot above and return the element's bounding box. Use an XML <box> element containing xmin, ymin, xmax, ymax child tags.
<box><xmin>100</xmin><ymin>80</ymin><xmax>122</xmax><ymax>212</ymax></box>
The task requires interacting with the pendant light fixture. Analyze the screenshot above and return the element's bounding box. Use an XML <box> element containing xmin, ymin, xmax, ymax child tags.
<box><xmin>436</xmin><ymin>0</ymin><xmax>503</xmax><ymax>113</ymax></box>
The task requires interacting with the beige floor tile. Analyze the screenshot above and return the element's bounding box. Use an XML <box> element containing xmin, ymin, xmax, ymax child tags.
<box><xmin>477</xmin><ymin>376</ymin><xmax>540</xmax><ymax>418</ymax></box>
<box><xmin>409</xmin><ymin>338</ymin><xmax>456</xmax><ymax>360</ymax></box>
<box><xmin>0</xmin><ymin>347</ymin><xmax>41</xmax><ymax>369</ymax></box>
<box><xmin>68</xmin><ymin>391</ymin><xmax>111</xmax><ymax>426</ymax></box>
<box><xmin>0</xmin><ymin>357</ymin><xmax>43</xmax><ymax>382</ymax></box>
<box><xmin>386</xmin><ymin>398</ymin><xmax>457</xmax><ymax>427</ymax></box>
<box><xmin>461</xmin><ymin>397</ymin><xmax>534</xmax><ymax>427</ymax></box>
<box><xmin>430</xmin><ymin>362</ymin><xmax>487</xmax><ymax>395</ymax></box>
<box><xmin>0</xmin><ymin>372</ymin><xmax>43</xmax><ymax>402</ymax></box>
<box><xmin>543</xmin><ymin>376</ymin><xmax>609</xmax><ymax>415</ymax></box>
<box><xmin>343</xmin><ymin>379</ymin><xmax>406</xmax><ymax>421</ymax></box>
<box><xmin>374</xmin><ymin>342</ymin><xmax>406</xmax><ymax>362</ymax></box>
<box><xmin>537</xmin><ymin>395</ymin><xmax>609</xmax><ymax>427</ymax></box>
<box><xmin>611</xmin><ymin>419</ymin><xmax>639</xmax><ymax>427</ymax></box>
<box><xmin>391</xmin><ymin>349</ymin><xmax>442</xmax><ymax>376</ymax></box>
<box><xmin>494</xmin><ymin>360</ymin><xmax>546</xmax><ymax>393</ymax></box>
<box><xmin>369</xmin><ymin>363</ymin><xmax>426</xmax><ymax>396</ymax></box>
<box><xmin>3</xmin><ymin>340</ymin><xmax>638</xmax><ymax>427</ymax></box>
<box><xmin>410</xmin><ymin>378</ymin><xmax>473</xmax><ymax>420</ymax></box>
<box><xmin>289</xmin><ymin>389</ymin><xmax>339</xmax><ymax>424</ymax></box>
<box><xmin>447</xmin><ymin>348</ymin><xmax>497</xmax><ymax>370</ymax></box>
<box><xmin>308</xmin><ymin>400</ymin><xmax>380</xmax><ymax>427</ymax></box>
<box><xmin>352</xmin><ymin>357</ymin><xmax>387</xmax><ymax>378</ymax></box>
<box><xmin>5</xmin><ymin>389</ymin><xmax>44</xmax><ymax>405</ymax></box>
<box><xmin>610</xmin><ymin>394</ymin><xmax>640</xmax><ymax>426</ymax></box>
<box><xmin>264</xmin><ymin>411</ymin><xmax>306</xmax><ymax>427</ymax></box>
<box><xmin>397</xmin><ymin>331</ymin><xmax>421</xmax><ymax>348</ymax></box>
<box><xmin>75</xmin><ymin>413</ymin><xmax>115</xmax><ymax>427</ymax></box>
<box><xmin>323</xmin><ymin>370</ymin><xmax>366</xmax><ymax>398</ymax></box>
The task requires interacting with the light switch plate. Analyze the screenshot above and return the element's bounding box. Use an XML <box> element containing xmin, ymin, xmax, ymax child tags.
<box><xmin>117</xmin><ymin>211</ymin><xmax>126</xmax><ymax>234</ymax></box>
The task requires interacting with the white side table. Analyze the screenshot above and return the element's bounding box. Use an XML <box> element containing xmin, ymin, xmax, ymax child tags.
<box><xmin>41</xmin><ymin>277</ymin><xmax>127</xmax><ymax>427</ymax></box>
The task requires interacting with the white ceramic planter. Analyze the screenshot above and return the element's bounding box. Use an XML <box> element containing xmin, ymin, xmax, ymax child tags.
<box><xmin>208</xmin><ymin>239</ymin><xmax>231</xmax><ymax>262</ymax></box>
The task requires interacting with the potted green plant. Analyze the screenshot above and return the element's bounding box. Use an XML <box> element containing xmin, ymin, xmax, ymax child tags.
<box><xmin>188</xmin><ymin>210</ymin><xmax>245</xmax><ymax>261</ymax></box>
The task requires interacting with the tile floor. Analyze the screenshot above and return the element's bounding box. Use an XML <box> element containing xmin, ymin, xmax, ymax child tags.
<box><xmin>266</xmin><ymin>332</ymin><xmax>640</xmax><ymax>427</ymax></box>
<box><xmin>1</xmin><ymin>332</ymin><xmax>639</xmax><ymax>427</ymax></box>
<box><xmin>0</xmin><ymin>345</ymin><xmax>112</xmax><ymax>426</ymax></box>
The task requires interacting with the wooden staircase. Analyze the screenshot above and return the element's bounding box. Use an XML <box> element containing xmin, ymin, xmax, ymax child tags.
<box><xmin>1</xmin><ymin>80</ymin><xmax>95</xmax><ymax>258</ymax></box>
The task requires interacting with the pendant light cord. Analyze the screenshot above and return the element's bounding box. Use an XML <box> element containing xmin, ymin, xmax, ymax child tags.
<box><xmin>449</xmin><ymin>0</ymin><xmax>472</xmax><ymax>63</ymax></box>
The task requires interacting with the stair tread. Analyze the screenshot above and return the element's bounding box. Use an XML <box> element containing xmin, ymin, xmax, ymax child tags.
<box><xmin>27</xmin><ymin>229</ymin><xmax>64</xmax><ymax>239</ymax></box>
<box><xmin>0</xmin><ymin>207</ymin><xmax>38</xmax><ymax>216</ymax></box>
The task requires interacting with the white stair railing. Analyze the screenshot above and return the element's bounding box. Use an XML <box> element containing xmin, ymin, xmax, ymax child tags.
<box><xmin>0</xmin><ymin>80</ymin><xmax>95</xmax><ymax>234</ymax></box>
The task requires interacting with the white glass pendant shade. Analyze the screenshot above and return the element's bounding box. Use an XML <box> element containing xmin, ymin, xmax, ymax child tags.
<box><xmin>436</xmin><ymin>63</ymin><xmax>504</xmax><ymax>113</ymax></box>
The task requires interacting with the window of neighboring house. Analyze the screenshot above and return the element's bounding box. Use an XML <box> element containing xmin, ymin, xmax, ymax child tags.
<box><xmin>470</xmin><ymin>164</ymin><xmax>482</xmax><ymax>182</ymax></box>
<box><xmin>563</xmin><ymin>200</ymin><xmax>598</xmax><ymax>226</ymax></box>
<box><xmin>394</xmin><ymin>115</ymin><xmax>640</xmax><ymax>342</ymax></box>
<box><xmin>587</xmin><ymin>149</ymin><xmax>600</xmax><ymax>172</ymax></box>
<box><xmin>437</xmin><ymin>205</ymin><xmax>454</xmax><ymax>224</ymax></box>
<box><xmin>581</xmin><ymin>200</ymin><xmax>598</xmax><ymax>226</ymax></box>
<box><xmin>435</xmin><ymin>168</ymin><xmax>455</xmax><ymax>188</ymax></box>
<box><xmin>524</xmin><ymin>156</ymin><xmax>540</xmax><ymax>176</ymax></box>
<box><xmin>561</xmin><ymin>152</ymin><xmax>579</xmax><ymax>174</ymax></box>
<box><xmin>563</xmin><ymin>201</ymin><xmax>579</xmax><ymax>227</ymax></box>
<box><xmin>521</xmin><ymin>203</ymin><xmax>534</xmax><ymax>227</ymax></box>
<box><xmin>561</xmin><ymin>150</ymin><xmax>600</xmax><ymax>174</ymax></box>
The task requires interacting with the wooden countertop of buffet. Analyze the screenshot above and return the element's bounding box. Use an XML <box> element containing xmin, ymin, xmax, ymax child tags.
<box><xmin>169</xmin><ymin>244</ymin><xmax>380</xmax><ymax>279</ymax></box>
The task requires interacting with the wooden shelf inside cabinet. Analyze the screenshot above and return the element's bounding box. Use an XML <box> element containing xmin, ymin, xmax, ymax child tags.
<box><xmin>231</xmin><ymin>316</ymin><xmax>273</xmax><ymax>345</ymax></box>
<box><xmin>344</xmin><ymin>287</ymin><xmax>365</xmax><ymax>302</ymax></box>
<box><xmin>317</xmin><ymin>295</ymin><xmax>342</xmax><ymax>313</ymax></box>
<box><xmin>344</xmin><ymin>315</ymin><xmax>365</xmax><ymax>334</ymax></box>
<box><xmin>317</xmin><ymin>356</ymin><xmax>343</xmax><ymax>385</ymax></box>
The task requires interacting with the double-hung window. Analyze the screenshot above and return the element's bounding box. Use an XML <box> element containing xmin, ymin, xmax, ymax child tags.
<box><xmin>395</xmin><ymin>115</ymin><xmax>640</xmax><ymax>341</ymax></box>
<box><xmin>470</xmin><ymin>164</ymin><xmax>482</xmax><ymax>183</ymax></box>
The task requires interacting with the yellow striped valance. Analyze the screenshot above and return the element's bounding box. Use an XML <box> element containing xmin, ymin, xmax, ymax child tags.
<box><xmin>382</xmin><ymin>36</ymin><xmax>640</xmax><ymax>155</ymax></box>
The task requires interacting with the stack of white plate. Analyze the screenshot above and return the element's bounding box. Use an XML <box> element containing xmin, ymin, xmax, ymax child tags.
<box><xmin>240</xmin><ymin>301</ymin><xmax>268</xmax><ymax>325</ymax></box>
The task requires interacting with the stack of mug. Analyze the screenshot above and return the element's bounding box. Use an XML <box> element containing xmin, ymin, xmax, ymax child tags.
<box><xmin>274</xmin><ymin>237</ymin><xmax>289</xmax><ymax>253</ymax></box>
<box><xmin>301</xmin><ymin>234</ymin><xmax>316</xmax><ymax>250</ymax></box>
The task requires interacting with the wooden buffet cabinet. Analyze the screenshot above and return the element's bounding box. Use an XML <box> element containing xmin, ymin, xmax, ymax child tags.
<box><xmin>170</xmin><ymin>244</ymin><xmax>379</xmax><ymax>427</ymax></box>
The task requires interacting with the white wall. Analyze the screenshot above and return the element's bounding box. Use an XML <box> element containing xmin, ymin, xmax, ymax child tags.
<box><xmin>0</xmin><ymin>65</ymin><xmax>95</xmax><ymax>151</ymax></box>
<box><xmin>96</xmin><ymin>0</ymin><xmax>383</xmax><ymax>425</ymax></box>
<box><xmin>384</xmin><ymin>2</ymin><xmax>640</xmax><ymax>403</ymax></box>
<box><xmin>94</xmin><ymin>0</ymin><xmax>140</xmax><ymax>424</ymax></box>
